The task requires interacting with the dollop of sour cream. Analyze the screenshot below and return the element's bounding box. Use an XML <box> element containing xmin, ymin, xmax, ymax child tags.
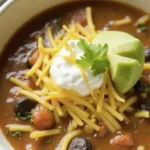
<box><xmin>50</xmin><ymin>40</ymin><xmax>104</xmax><ymax>96</ymax></box>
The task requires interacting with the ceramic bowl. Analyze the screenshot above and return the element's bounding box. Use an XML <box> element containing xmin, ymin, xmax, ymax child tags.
<box><xmin>0</xmin><ymin>0</ymin><xmax>149</xmax><ymax>149</ymax></box>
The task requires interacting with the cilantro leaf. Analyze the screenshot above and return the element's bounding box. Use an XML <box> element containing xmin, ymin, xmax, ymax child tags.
<box><xmin>17</xmin><ymin>112</ymin><xmax>33</xmax><ymax>123</ymax></box>
<box><xmin>76</xmin><ymin>56</ymin><xmax>91</xmax><ymax>69</ymax></box>
<box><xmin>137</xmin><ymin>23</ymin><xmax>148</xmax><ymax>32</ymax></box>
<box><xmin>91</xmin><ymin>59</ymin><xmax>110</xmax><ymax>76</ymax></box>
<box><xmin>11</xmin><ymin>131</ymin><xmax>22</xmax><ymax>137</ymax></box>
<box><xmin>5</xmin><ymin>129</ymin><xmax>9</xmax><ymax>135</ymax></box>
<box><xmin>78</xmin><ymin>39</ymin><xmax>94</xmax><ymax>60</ymax></box>
<box><xmin>6</xmin><ymin>130</ymin><xmax>22</xmax><ymax>137</ymax></box>
<box><xmin>77</xmin><ymin>39</ymin><xmax>89</xmax><ymax>52</ymax></box>
<box><xmin>133</xmin><ymin>123</ymin><xmax>137</xmax><ymax>129</ymax></box>
<box><xmin>77</xmin><ymin>39</ymin><xmax>110</xmax><ymax>76</ymax></box>
<box><xmin>55</xmin><ymin>16</ymin><xmax>62</xmax><ymax>33</ymax></box>
<box><xmin>144</xmin><ymin>84</ymin><xmax>150</xmax><ymax>93</ymax></box>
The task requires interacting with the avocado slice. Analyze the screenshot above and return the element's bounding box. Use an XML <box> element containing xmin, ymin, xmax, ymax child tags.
<box><xmin>93</xmin><ymin>31</ymin><xmax>144</xmax><ymax>94</ymax></box>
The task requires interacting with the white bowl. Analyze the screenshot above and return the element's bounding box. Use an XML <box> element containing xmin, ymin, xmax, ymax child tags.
<box><xmin>0</xmin><ymin>0</ymin><xmax>149</xmax><ymax>149</ymax></box>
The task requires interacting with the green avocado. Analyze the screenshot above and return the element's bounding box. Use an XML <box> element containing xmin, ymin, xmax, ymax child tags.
<box><xmin>93</xmin><ymin>31</ymin><xmax>144</xmax><ymax>94</ymax></box>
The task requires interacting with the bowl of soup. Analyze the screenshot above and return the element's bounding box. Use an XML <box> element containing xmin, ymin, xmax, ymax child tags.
<box><xmin>0</xmin><ymin>0</ymin><xmax>150</xmax><ymax>150</ymax></box>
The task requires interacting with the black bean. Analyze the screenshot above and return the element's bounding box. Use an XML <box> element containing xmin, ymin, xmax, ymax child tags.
<box><xmin>14</xmin><ymin>98</ymin><xmax>36</xmax><ymax>116</ymax></box>
<box><xmin>68</xmin><ymin>137</ymin><xmax>93</xmax><ymax>150</ymax></box>
<box><xmin>144</xmin><ymin>47</ymin><xmax>150</xmax><ymax>61</ymax></box>
<box><xmin>138</xmin><ymin>101</ymin><xmax>150</xmax><ymax>112</ymax></box>
<box><xmin>134</xmin><ymin>80</ymin><xmax>145</xmax><ymax>93</ymax></box>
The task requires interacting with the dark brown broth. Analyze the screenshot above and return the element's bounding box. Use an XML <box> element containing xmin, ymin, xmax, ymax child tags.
<box><xmin>0</xmin><ymin>1</ymin><xmax>150</xmax><ymax>150</ymax></box>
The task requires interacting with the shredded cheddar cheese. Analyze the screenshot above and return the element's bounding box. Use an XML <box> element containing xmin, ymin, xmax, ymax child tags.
<box><xmin>6</xmin><ymin>124</ymin><xmax>34</xmax><ymax>132</ymax></box>
<box><xmin>30</xmin><ymin>129</ymin><xmax>61</xmax><ymax>138</ymax></box>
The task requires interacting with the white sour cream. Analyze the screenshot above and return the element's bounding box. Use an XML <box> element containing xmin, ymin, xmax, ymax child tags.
<box><xmin>50</xmin><ymin>40</ymin><xmax>104</xmax><ymax>96</ymax></box>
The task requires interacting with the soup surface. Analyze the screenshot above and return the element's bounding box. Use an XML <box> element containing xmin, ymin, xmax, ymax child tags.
<box><xmin>0</xmin><ymin>1</ymin><xmax>150</xmax><ymax>150</ymax></box>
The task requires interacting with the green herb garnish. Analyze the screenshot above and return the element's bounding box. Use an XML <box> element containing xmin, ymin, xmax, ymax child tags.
<box><xmin>5</xmin><ymin>130</ymin><xmax>22</xmax><ymax>137</ymax></box>
<box><xmin>76</xmin><ymin>39</ymin><xmax>110</xmax><ymax>76</ymax></box>
<box><xmin>144</xmin><ymin>84</ymin><xmax>150</xmax><ymax>93</ymax></box>
<box><xmin>11</xmin><ymin>131</ymin><xmax>22</xmax><ymax>137</ymax></box>
<box><xmin>55</xmin><ymin>24</ymin><xmax>61</xmax><ymax>33</ymax></box>
<box><xmin>56</xmin><ymin>16</ymin><xmax>61</xmax><ymax>22</ymax></box>
<box><xmin>55</xmin><ymin>16</ymin><xmax>62</xmax><ymax>33</ymax></box>
<box><xmin>17</xmin><ymin>112</ymin><xmax>33</xmax><ymax>123</ymax></box>
<box><xmin>5</xmin><ymin>129</ymin><xmax>9</xmax><ymax>135</ymax></box>
<box><xmin>137</xmin><ymin>23</ymin><xmax>148</xmax><ymax>32</ymax></box>
<box><xmin>133</xmin><ymin>123</ymin><xmax>137</xmax><ymax>129</ymax></box>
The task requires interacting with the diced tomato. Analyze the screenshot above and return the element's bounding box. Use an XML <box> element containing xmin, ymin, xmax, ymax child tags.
<box><xmin>27</xmin><ymin>49</ymin><xmax>39</xmax><ymax>67</ymax></box>
<box><xmin>32</xmin><ymin>110</ymin><xmax>54</xmax><ymax>130</ymax></box>
<box><xmin>110</xmin><ymin>133</ymin><xmax>134</xmax><ymax>147</ymax></box>
<box><xmin>98</xmin><ymin>124</ymin><xmax>109</xmax><ymax>138</ymax></box>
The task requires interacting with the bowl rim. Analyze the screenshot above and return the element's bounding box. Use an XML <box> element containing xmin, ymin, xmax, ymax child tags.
<box><xmin>0</xmin><ymin>0</ymin><xmax>15</xmax><ymax>15</ymax></box>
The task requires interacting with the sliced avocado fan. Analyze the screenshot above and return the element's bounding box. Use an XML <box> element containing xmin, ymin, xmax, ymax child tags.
<box><xmin>93</xmin><ymin>31</ymin><xmax>144</xmax><ymax>94</ymax></box>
